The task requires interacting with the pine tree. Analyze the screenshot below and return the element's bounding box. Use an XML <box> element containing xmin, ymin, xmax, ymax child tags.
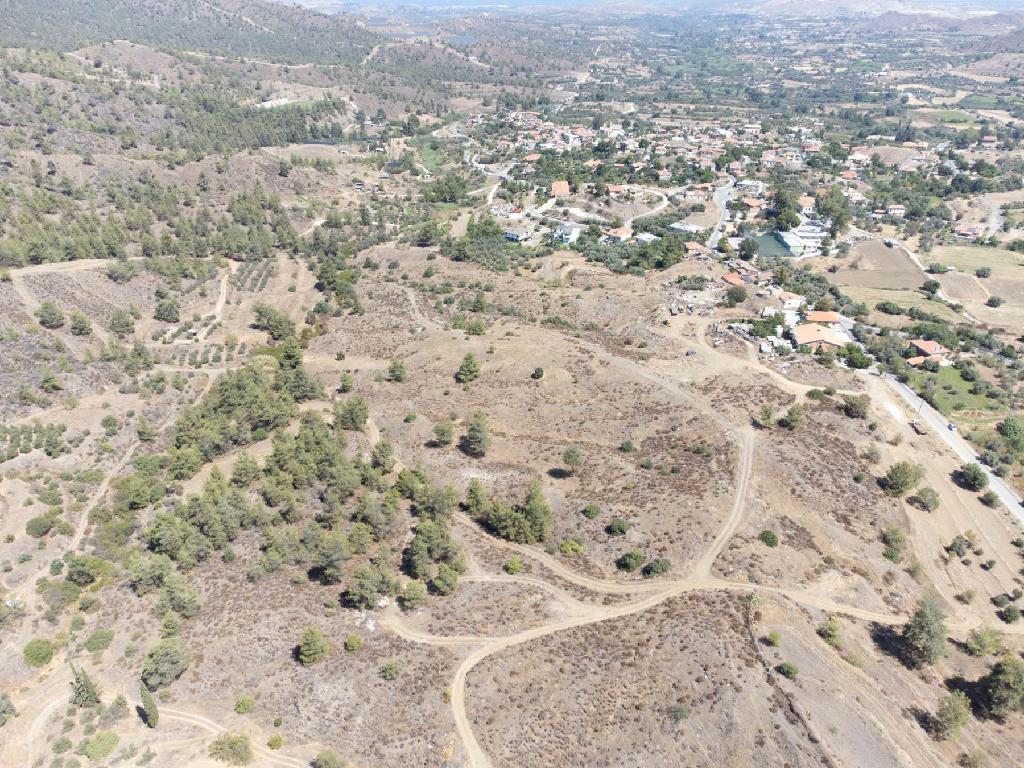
<box><xmin>70</xmin><ymin>663</ymin><xmax>101</xmax><ymax>708</ymax></box>
<box><xmin>901</xmin><ymin>596</ymin><xmax>947</xmax><ymax>668</ymax></box>
<box><xmin>297</xmin><ymin>627</ymin><xmax>330</xmax><ymax>666</ymax></box>
<box><xmin>139</xmin><ymin>682</ymin><xmax>159</xmax><ymax>728</ymax></box>
<box><xmin>521</xmin><ymin>481</ymin><xmax>553</xmax><ymax>542</ymax></box>
<box><xmin>459</xmin><ymin>411</ymin><xmax>489</xmax><ymax>458</ymax></box>
<box><xmin>981</xmin><ymin>655</ymin><xmax>1024</xmax><ymax>718</ymax></box>
<box><xmin>455</xmin><ymin>353</ymin><xmax>480</xmax><ymax>384</ymax></box>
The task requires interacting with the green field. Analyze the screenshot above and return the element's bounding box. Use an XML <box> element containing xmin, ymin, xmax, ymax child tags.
<box><xmin>840</xmin><ymin>286</ymin><xmax>964</xmax><ymax>325</ymax></box>
<box><xmin>905</xmin><ymin>365</ymin><xmax>1006</xmax><ymax>421</ymax></box>
<box><xmin>411</xmin><ymin>137</ymin><xmax>448</xmax><ymax>174</ymax></box>
<box><xmin>929</xmin><ymin>244</ymin><xmax>1024</xmax><ymax>279</ymax></box>
<box><xmin>928</xmin><ymin>109</ymin><xmax>975</xmax><ymax>125</ymax></box>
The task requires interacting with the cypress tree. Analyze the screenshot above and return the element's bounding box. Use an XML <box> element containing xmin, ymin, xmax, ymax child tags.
<box><xmin>139</xmin><ymin>682</ymin><xmax>159</xmax><ymax>728</ymax></box>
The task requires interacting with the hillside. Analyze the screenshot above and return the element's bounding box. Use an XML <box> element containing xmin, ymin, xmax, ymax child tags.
<box><xmin>0</xmin><ymin>0</ymin><xmax>382</xmax><ymax>64</ymax></box>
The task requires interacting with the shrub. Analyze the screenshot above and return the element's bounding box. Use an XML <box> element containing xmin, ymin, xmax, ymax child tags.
<box><xmin>154</xmin><ymin>298</ymin><xmax>180</xmax><ymax>324</ymax></box>
<box><xmin>432</xmin><ymin>420</ymin><xmax>454</xmax><ymax>446</ymax></box>
<box><xmin>815</xmin><ymin>615</ymin><xmax>842</xmax><ymax>647</ymax></box>
<box><xmin>979</xmin><ymin>655</ymin><xmax>1024</xmax><ymax>718</ymax></box>
<box><xmin>25</xmin><ymin>513</ymin><xmax>55</xmax><ymax>538</ymax></box>
<box><xmin>23</xmin><ymin>638</ymin><xmax>54</xmax><ymax>668</ymax></box>
<box><xmin>779</xmin><ymin>404</ymin><xmax>805</xmax><ymax>431</ymax></box>
<box><xmin>312</xmin><ymin>750</ymin><xmax>345</xmax><ymax>768</ymax></box>
<box><xmin>141</xmin><ymin>639</ymin><xmax>189</xmax><ymax>690</ymax></box>
<box><xmin>667</xmin><ymin>703</ymin><xmax>690</xmax><ymax>723</ymax></box>
<box><xmin>616</xmin><ymin>550</ymin><xmax>645</xmax><ymax>572</ymax></box>
<box><xmin>503</xmin><ymin>557</ymin><xmax>523</xmax><ymax>575</ymax></box>
<box><xmin>965</xmin><ymin>627</ymin><xmax>1002</xmax><ymax>657</ymax></box>
<box><xmin>267</xmin><ymin>735</ymin><xmax>283</xmax><ymax>750</ymax></box>
<box><xmin>605</xmin><ymin>518</ymin><xmax>629</xmax><ymax>536</ymax></box>
<box><xmin>35</xmin><ymin>301</ymin><xmax>65</xmax><ymax>329</ymax></box>
<box><xmin>642</xmin><ymin>558</ymin><xmax>672</xmax><ymax>578</ymax></box>
<box><xmin>725</xmin><ymin>285</ymin><xmax>747</xmax><ymax>306</ymax></box>
<box><xmin>955</xmin><ymin>463</ymin><xmax>988</xmax><ymax>492</ymax></box>
<box><xmin>581</xmin><ymin>503</ymin><xmax>601</xmax><ymax>519</ymax></box>
<box><xmin>69</xmin><ymin>311</ymin><xmax>91</xmax><ymax>336</ymax></box>
<box><xmin>386</xmin><ymin>359</ymin><xmax>407</xmax><ymax>383</ymax></box>
<box><xmin>84</xmin><ymin>731</ymin><xmax>118</xmax><ymax>761</ymax></box>
<box><xmin>775</xmin><ymin>662</ymin><xmax>798</xmax><ymax>679</ymax></box>
<box><xmin>881</xmin><ymin>527</ymin><xmax>906</xmax><ymax>563</ymax></box>
<box><xmin>912</xmin><ymin>487</ymin><xmax>941</xmax><ymax>512</ymax></box>
<box><xmin>209</xmin><ymin>733</ymin><xmax>253</xmax><ymax>765</ymax></box>
<box><xmin>84</xmin><ymin>629</ymin><xmax>114</xmax><ymax>654</ymax></box>
<box><xmin>379</xmin><ymin>660</ymin><xmax>400</xmax><ymax>681</ymax></box>
<box><xmin>343</xmin><ymin>634</ymin><xmax>363</xmax><ymax>653</ymax></box>
<box><xmin>1000</xmin><ymin>606</ymin><xmax>1021</xmax><ymax>624</ymax></box>
<box><xmin>934</xmin><ymin>690</ymin><xmax>971</xmax><ymax>739</ymax></box>
<box><xmin>234</xmin><ymin>695</ymin><xmax>255</xmax><ymax>714</ymax></box>
<box><xmin>841</xmin><ymin>394</ymin><xmax>870</xmax><ymax>419</ymax></box>
<box><xmin>759</xmin><ymin>530</ymin><xmax>779</xmax><ymax>548</ymax></box>
<box><xmin>0</xmin><ymin>693</ymin><xmax>16</xmax><ymax>727</ymax></box>
<box><xmin>764</xmin><ymin>632</ymin><xmax>781</xmax><ymax>647</ymax></box>
<box><xmin>882</xmin><ymin>461</ymin><xmax>923</xmax><ymax>497</ymax></box>
<box><xmin>558</xmin><ymin>538</ymin><xmax>584</xmax><ymax>557</ymax></box>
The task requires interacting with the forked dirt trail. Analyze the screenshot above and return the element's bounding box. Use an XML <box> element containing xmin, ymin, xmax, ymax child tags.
<box><xmin>387</xmin><ymin>427</ymin><xmax>758</xmax><ymax>768</ymax></box>
<box><xmin>388</xmin><ymin>384</ymin><xmax>1024</xmax><ymax>767</ymax></box>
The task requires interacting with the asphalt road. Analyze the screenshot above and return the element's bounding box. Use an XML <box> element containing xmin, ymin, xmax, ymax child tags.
<box><xmin>705</xmin><ymin>179</ymin><xmax>735</xmax><ymax>248</ymax></box>
<box><xmin>884</xmin><ymin>373</ymin><xmax>1023</xmax><ymax>517</ymax></box>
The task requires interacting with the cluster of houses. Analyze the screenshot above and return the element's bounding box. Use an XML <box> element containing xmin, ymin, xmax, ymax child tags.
<box><xmin>719</xmin><ymin>268</ymin><xmax>955</xmax><ymax>368</ymax></box>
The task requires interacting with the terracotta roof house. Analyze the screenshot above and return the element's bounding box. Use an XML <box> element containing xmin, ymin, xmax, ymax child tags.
<box><xmin>910</xmin><ymin>339</ymin><xmax>948</xmax><ymax>357</ymax></box>
<box><xmin>791</xmin><ymin>323</ymin><xmax>849</xmax><ymax>351</ymax></box>
<box><xmin>804</xmin><ymin>310</ymin><xmax>843</xmax><ymax>325</ymax></box>
<box><xmin>605</xmin><ymin>225</ymin><xmax>633</xmax><ymax>243</ymax></box>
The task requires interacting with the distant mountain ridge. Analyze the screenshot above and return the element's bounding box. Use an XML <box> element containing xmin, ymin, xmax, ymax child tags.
<box><xmin>0</xmin><ymin>0</ymin><xmax>383</xmax><ymax>64</ymax></box>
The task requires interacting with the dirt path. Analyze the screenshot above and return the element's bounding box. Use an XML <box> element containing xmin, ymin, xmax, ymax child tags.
<box><xmin>402</xmin><ymin>285</ymin><xmax>430</xmax><ymax>328</ymax></box>
<box><xmin>434</xmin><ymin>423</ymin><xmax>757</xmax><ymax>768</ymax></box>
<box><xmin>131</xmin><ymin>699</ymin><xmax>310</xmax><ymax>768</ymax></box>
<box><xmin>624</xmin><ymin>188</ymin><xmax>669</xmax><ymax>227</ymax></box>
<box><xmin>453</xmin><ymin>514</ymin><xmax>660</xmax><ymax>596</ymax></box>
<box><xmin>694</xmin><ymin>431</ymin><xmax>754</xmax><ymax>576</ymax></box>
<box><xmin>4</xmin><ymin>663</ymin><xmax>309</xmax><ymax>768</ymax></box>
<box><xmin>389</xmin><ymin>398</ymin><xmax>1024</xmax><ymax>768</ymax></box>
<box><xmin>199</xmin><ymin>264</ymin><xmax>236</xmax><ymax>341</ymax></box>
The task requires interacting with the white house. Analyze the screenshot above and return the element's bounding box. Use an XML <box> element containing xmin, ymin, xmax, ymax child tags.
<box><xmin>554</xmin><ymin>222</ymin><xmax>585</xmax><ymax>244</ymax></box>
